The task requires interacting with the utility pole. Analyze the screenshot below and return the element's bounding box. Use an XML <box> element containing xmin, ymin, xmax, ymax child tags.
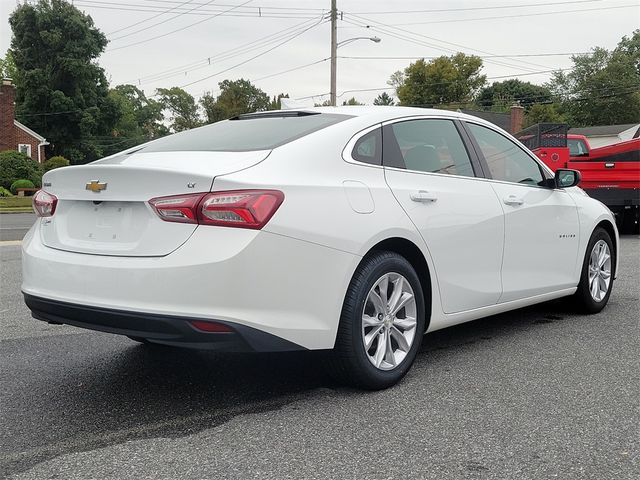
<box><xmin>329</xmin><ymin>0</ymin><xmax>337</xmax><ymax>106</ymax></box>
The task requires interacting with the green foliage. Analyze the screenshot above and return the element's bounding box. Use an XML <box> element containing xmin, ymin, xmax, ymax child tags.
<box><xmin>42</xmin><ymin>155</ymin><xmax>70</xmax><ymax>172</ymax></box>
<box><xmin>477</xmin><ymin>79</ymin><xmax>553</xmax><ymax>111</ymax></box>
<box><xmin>0</xmin><ymin>186</ymin><xmax>13</xmax><ymax>197</ymax></box>
<box><xmin>269</xmin><ymin>93</ymin><xmax>290</xmax><ymax>110</ymax></box>
<box><xmin>395</xmin><ymin>54</ymin><xmax>486</xmax><ymax>107</ymax></box>
<box><xmin>524</xmin><ymin>104</ymin><xmax>566</xmax><ymax>128</ymax></box>
<box><xmin>314</xmin><ymin>100</ymin><xmax>332</xmax><ymax>107</ymax></box>
<box><xmin>342</xmin><ymin>97</ymin><xmax>364</xmax><ymax>106</ymax></box>
<box><xmin>373</xmin><ymin>92</ymin><xmax>395</xmax><ymax>106</ymax></box>
<box><xmin>106</xmin><ymin>85</ymin><xmax>168</xmax><ymax>155</ymax></box>
<box><xmin>0</xmin><ymin>150</ymin><xmax>42</xmax><ymax>189</ymax></box>
<box><xmin>201</xmin><ymin>79</ymin><xmax>270</xmax><ymax>123</ymax></box>
<box><xmin>9</xmin><ymin>0</ymin><xmax>120</xmax><ymax>163</ymax></box>
<box><xmin>0</xmin><ymin>52</ymin><xmax>17</xmax><ymax>78</ymax></box>
<box><xmin>548</xmin><ymin>30</ymin><xmax>640</xmax><ymax>126</ymax></box>
<box><xmin>10</xmin><ymin>179</ymin><xmax>35</xmax><ymax>195</ymax></box>
<box><xmin>157</xmin><ymin>87</ymin><xmax>202</xmax><ymax>132</ymax></box>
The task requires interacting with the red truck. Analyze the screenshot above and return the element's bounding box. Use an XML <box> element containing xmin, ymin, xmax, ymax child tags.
<box><xmin>516</xmin><ymin>123</ymin><xmax>640</xmax><ymax>232</ymax></box>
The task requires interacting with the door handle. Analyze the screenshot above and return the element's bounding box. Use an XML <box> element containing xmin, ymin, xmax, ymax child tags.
<box><xmin>410</xmin><ymin>190</ymin><xmax>437</xmax><ymax>203</ymax></box>
<box><xmin>503</xmin><ymin>195</ymin><xmax>524</xmax><ymax>206</ymax></box>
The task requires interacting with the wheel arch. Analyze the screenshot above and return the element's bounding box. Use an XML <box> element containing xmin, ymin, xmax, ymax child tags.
<box><xmin>362</xmin><ymin>237</ymin><xmax>433</xmax><ymax>330</ymax></box>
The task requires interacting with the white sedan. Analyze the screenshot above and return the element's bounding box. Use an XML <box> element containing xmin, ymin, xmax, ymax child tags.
<box><xmin>22</xmin><ymin>107</ymin><xmax>618</xmax><ymax>389</ymax></box>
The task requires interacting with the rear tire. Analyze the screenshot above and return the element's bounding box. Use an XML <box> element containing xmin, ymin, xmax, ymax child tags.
<box><xmin>327</xmin><ymin>251</ymin><xmax>426</xmax><ymax>390</ymax></box>
<box><xmin>571</xmin><ymin>227</ymin><xmax>615</xmax><ymax>313</ymax></box>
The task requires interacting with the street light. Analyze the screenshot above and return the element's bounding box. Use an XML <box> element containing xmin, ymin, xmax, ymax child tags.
<box><xmin>329</xmin><ymin>2</ymin><xmax>382</xmax><ymax>106</ymax></box>
<box><xmin>330</xmin><ymin>36</ymin><xmax>381</xmax><ymax>106</ymax></box>
<box><xmin>336</xmin><ymin>36</ymin><xmax>381</xmax><ymax>48</ymax></box>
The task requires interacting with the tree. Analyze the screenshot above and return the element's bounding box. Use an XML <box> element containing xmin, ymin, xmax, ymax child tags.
<box><xmin>156</xmin><ymin>87</ymin><xmax>201</xmax><ymax>132</ymax></box>
<box><xmin>108</xmin><ymin>85</ymin><xmax>167</xmax><ymax>150</ymax></box>
<box><xmin>477</xmin><ymin>79</ymin><xmax>553</xmax><ymax>111</ymax></box>
<box><xmin>0</xmin><ymin>52</ymin><xmax>16</xmax><ymax>78</ymax></box>
<box><xmin>9</xmin><ymin>0</ymin><xmax>120</xmax><ymax>163</ymax></box>
<box><xmin>342</xmin><ymin>97</ymin><xmax>364</xmax><ymax>106</ymax></box>
<box><xmin>0</xmin><ymin>150</ymin><xmax>42</xmax><ymax>189</ymax></box>
<box><xmin>373</xmin><ymin>92</ymin><xmax>395</xmax><ymax>106</ymax></box>
<box><xmin>395</xmin><ymin>54</ymin><xmax>486</xmax><ymax>107</ymax></box>
<box><xmin>548</xmin><ymin>30</ymin><xmax>640</xmax><ymax>126</ymax></box>
<box><xmin>524</xmin><ymin>104</ymin><xmax>566</xmax><ymax>128</ymax></box>
<box><xmin>314</xmin><ymin>100</ymin><xmax>332</xmax><ymax>107</ymax></box>
<box><xmin>201</xmin><ymin>79</ymin><xmax>270</xmax><ymax>123</ymax></box>
<box><xmin>269</xmin><ymin>93</ymin><xmax>290</xmax><ymax>110</ymax></box>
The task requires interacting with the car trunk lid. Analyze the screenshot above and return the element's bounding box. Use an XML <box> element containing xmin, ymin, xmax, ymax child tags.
<box><xmin>39</xmin><ymin>150</ymin><xmax>269</xmax><ymax>256</ymax></box>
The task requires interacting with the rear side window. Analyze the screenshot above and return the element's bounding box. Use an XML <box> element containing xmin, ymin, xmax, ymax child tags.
<box><xmin>352</xmin><ymin>128</ymin><xmax>382</xmax><ymax>165</ymax></box>
<box><xmin>137</xmin><ymin>113</ymin><xmax>351</xmax><ymax>153</ymax></box>
<box><xmin>383</xmin><ymin>119</ymin><xmax>475</xmax><ymax>177</ymax></box>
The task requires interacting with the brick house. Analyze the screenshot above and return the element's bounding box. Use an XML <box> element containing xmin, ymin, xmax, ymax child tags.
<box><xmin>0</xmin><ymin>78</ymin><xmax>49</xmax><ymax>163</ymax></box>
<box><xmin>459</xmin><ymin>105</ymin><xmax>525</xmax><ymax>134</ymax></box>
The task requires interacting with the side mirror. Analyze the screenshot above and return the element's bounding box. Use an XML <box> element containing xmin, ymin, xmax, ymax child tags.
<box><xmin>555</xmin><ymin>168</ymin><xmax>581</xmax><ymax>189</ymax></box>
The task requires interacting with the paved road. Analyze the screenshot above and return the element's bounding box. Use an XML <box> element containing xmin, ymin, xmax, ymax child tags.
<box><xmin>1</xmin><ymin>238</ymin><xmax>638</xmax><ymax>479</ymax></box>
<box><xmin>0</xmin><ymin>213</ymin><xmax>36</xmax><ymax>241</ymax></box>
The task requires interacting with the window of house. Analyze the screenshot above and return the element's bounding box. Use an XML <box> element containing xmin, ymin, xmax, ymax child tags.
<box><xmin>18</xmin><ymin>144</ymin><xmax>32</xmax><ymax>158</ymax></box>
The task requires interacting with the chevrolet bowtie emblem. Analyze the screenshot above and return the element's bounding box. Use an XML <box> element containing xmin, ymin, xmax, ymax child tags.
<box><xmin>86</xmin><ymin>180</ymin><xmax>107</xmax><ymax>192</ymax></box>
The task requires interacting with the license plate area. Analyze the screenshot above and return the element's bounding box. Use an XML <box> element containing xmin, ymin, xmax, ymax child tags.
<box><xmin>65</xmin><ymin>201</ymin><xmax>149</xmax><ymax>243</ymax></box>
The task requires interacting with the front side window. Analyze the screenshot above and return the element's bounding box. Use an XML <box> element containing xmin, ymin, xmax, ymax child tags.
<box><xmin>383</xmin><ymin>119</ymin><xmax>475</xmax><ymax>177</ymax></box>
<box><xmin>467</xmin><ymin>123</ymin><xmax>545</xmax><ymax>186</ymax></box>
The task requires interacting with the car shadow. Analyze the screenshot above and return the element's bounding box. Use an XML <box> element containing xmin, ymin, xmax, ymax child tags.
<box><xmin>2</xmin><ymin>298</ymin><xmax>576</xmax><ymax>476</ymax></box>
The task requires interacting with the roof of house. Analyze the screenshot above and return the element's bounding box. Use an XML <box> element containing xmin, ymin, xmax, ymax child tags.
<box><xmin>458</xmin><ymin>109</ymin><xmax>510</xmax><ymax>132</ymax></box>
<box><xmin>14</xmin><ymin>120</ymin><xmax>48</xmax><ymax>143</ymax></box>
<box><xmin>568</xmin><ymin>123</ymin><xmax>640</xmax><ymax>137</ymax></box>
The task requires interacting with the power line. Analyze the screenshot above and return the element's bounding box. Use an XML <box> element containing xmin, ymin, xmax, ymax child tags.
<box><xmin>106</xmin><ymin>0</ymin><xmax>198</xmax><ymax>37</ymax></box>
<box><xmin>362</xmin><ymin>4</ymin><xmax>639</xmax><ymax>27</ymax></box>
<box><xmin>342</xmin><ymin>13</ymin><xmax>554</xmax><ymax>72</ymax></box>
<box><xmin>121</xmin><ymin>17</ymin><xmax>324</xmax><ymax>85</ymax></box>
<box><xmin>82</xmin><ymin>0</ymin><xmax>325</xmax><ymax>13</ymax></box>
<box><xmin>348</xmin><ymin>0</ymin><xmax>602</xmax><ymax>14</ymax></box>
<box><xmin>253</xmin><ymin>57</ymin><xmax>330</xmax><ymax>82</ymax></box>
<box><xmin>338</xmin><ymin>53</ymin><xmax>590</xmax><ymax>60</ymax></box>
<box><xmin>76</xmin><ymin>1</ymin><xmax>320</xmax><ymax>18</ymax></box>
<box><xmin>105</xmin><ymin>0</ymin><xmax>253</xmax><ymax>51</ymax></box>
<box><xmin>176</xmin><ymin>15</ymin><xmax>326</xmax><ymax>88</ymax></box>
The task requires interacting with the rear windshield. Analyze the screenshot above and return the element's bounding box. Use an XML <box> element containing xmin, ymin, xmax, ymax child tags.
<box><xmin>136</xmin><ymin>113</ymin><xmax>351</xmax><ymax>153</ymax></box>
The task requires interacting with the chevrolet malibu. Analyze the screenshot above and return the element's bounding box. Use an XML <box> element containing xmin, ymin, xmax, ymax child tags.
<box><xmin>22</xmin><ymin>107</ymin><xmax>618</xmax><ymax>389</ymax></box>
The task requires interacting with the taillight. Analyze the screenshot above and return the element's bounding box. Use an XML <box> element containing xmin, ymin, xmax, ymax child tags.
<box><xmin>148</xmin><ymin>194</ymin><xmax>202</xmax><ymax>223</ymax></box>
<box><xmin>33</xmin><ymin>190</ymin><xmax>58</xmax><ymax>217</ymax></box>
<box><xmin>149</xmin><ymin>190</ymin><xmax>284</xmax><ymax>230</ymax></box>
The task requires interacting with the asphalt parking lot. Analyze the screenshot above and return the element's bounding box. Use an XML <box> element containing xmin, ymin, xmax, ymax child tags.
<box><xmin>1</xmin><ymin>224</ymin><xmax>638</xmax><ymax>479</ymax></box>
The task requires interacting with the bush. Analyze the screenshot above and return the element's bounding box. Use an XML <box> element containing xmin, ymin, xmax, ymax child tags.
<box><xmin>0</xmin><ymin>186</ymin><xmax>13</xmax><ymax>197</ymax></box>
<box><xmin>10</xmin><ymin>179</ymin><xmax>35</xmax><ymax>195</ymax></box>
<box><xmin>43</xmin><ymin>155</ymin><xmax>70</xmax><ymax>172</ymax></box>
<box><xmin>0</xmin><ymin>150</ymin><xmax>42</xmax><ymax>189</ymax></box>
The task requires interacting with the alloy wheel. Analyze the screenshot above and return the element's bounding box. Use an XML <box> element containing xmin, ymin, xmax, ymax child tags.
<box><xmin>361</xmin><ymin>272</ymin><xmax>417</xmax><ymax>371</ymax></box>
<box><xmin>588</xmin><ymin>240</ymin><xmax>612</xmax><ymax>302</ymax></box>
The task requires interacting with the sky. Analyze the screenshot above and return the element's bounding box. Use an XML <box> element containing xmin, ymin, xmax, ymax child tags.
<box><xmin>0</xmin><ymin>0</ymin><xmax>638</xmax><ymax>106</ymax></box>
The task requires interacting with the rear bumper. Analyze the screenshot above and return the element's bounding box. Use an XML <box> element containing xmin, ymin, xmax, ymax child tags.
<box><xmin>22</xmin><ymin>223</ymin><xmax>359</xmax><ymax>350</ymax></box>
<box><xmin>24</xmin><ymin>294</ymin><xmax>303</xmax><ymax>351</ymax></box>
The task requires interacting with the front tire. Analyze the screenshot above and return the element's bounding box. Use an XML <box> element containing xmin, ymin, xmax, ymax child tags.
<box><xmin>328</xmin><ymin>251</ymin><xmax>426</xmax><ymax>390</ymax></box>
<box><xmin>572</xmin><ymin>227</ymin><xmax>615</xmax><ymax>313</ymax></box>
